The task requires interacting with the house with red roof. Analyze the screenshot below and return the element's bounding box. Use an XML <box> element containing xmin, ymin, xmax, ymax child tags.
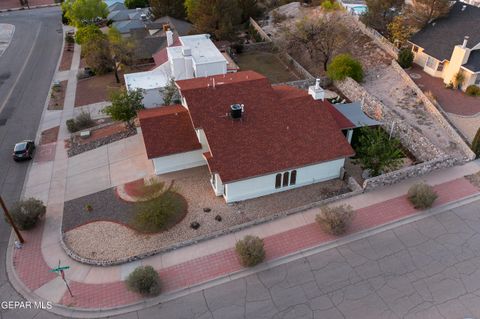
<box><xmin>139</xmin><ymin>71</ymin><xmax>356</xmax><ymax>202</ymax></box>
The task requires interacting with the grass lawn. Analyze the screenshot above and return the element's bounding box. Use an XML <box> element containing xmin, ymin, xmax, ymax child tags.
<box><xmin>236</xmin><ymin>51</ymin><xmax>300</xmax><ymax>83</ymax></box>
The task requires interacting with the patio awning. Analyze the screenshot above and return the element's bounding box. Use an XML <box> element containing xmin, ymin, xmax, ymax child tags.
<box><xmin>333</xmin><ymin>102</ymin><xmax>382</xmax><ymax>128</ymax></box>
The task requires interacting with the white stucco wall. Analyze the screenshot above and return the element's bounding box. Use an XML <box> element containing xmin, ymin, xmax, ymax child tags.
<box><xmin>222</xmin><ymin>158</ymin><xmax>346</xmax><ymax>203</ymax></box>
<box><xmin>142</xmin><ymin>88</ymin><xmax>164</xmax><ymax>108</ymax></box>
<box><xmin>152</xmin><ymin>149</ymin><xmax>206</xmax><ymax>175</ymax></box>
<box><xmin>194</xmin><ymin>61</ymin><xmax>227</xmax><ymax>78</ymax></box>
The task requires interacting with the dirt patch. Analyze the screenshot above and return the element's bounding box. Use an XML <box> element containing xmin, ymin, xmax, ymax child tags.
<box><xmin>48</xmin><ymin>80</ymin><xmax>67</xmax><ymax>110</ymax></box>
<box><xmin>40</xmin><ymin>126</ymin><xmax>59</xmax><ymax>145</ymax></box>
<box><xmin>236</xmin><ymin>51</ymin><xmax>301</xmax><ymax>83</ymax></box>
<box><xmin>466</xmin><ymin>171</ymin><xmax>480</xmax><ymax>189</ymax></box>
<box><xmin>75</xmin><ymin>73</ymin><xmax>123</xmax><ymax>107</ymax></box>
<box><xmin>63</xmin><ymin>166</ymin><xmax>351</xmax><ymax>262</ymax></box>
<box><xmin>59</xmin><ymin>43</ymin><xmax>74</xmax><ymax>71</ymax></box>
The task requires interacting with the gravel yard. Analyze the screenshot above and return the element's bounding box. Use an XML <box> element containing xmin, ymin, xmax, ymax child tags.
<box><xmin>64</xmin><ymin>166</ymin><xmax>350</xmax><ymax>262</ymax></box>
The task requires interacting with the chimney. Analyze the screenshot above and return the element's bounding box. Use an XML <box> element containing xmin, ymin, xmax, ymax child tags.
<box><xmin>166</xmin><ymin>30</ymin><xmax>173</xmax><ymax>47</ymax></box>
<box><xmin>308</xmin><ymin>79</ymin><xmax>325</xmax><ymax>101</ymax></box>
<box><xmin>462</xmin><ymin>36</ymin><xmax>469</xmax><ymax>49</ymax></box>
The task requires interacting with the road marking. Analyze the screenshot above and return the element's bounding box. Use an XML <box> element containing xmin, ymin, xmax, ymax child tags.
<box><xmin>0</xmin><ymin>24</ymin><xmax>41</xmax><ymax>116</ymax></box>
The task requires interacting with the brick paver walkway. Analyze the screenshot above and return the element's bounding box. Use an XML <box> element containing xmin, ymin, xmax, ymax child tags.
<box><xmin>12</xmin><ymin>177</ymin><xmax>471</xmax><ymax>309</ymax></box>
<box><xmin>407</xmin><ymin>65</ymin><xmax>480</xmax><ymax>116</ymax></box>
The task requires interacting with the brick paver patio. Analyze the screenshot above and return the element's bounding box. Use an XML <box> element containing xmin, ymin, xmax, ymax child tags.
<box><xmin>407</xmin><ymin>65</ymin><xmax>480</xmax><ymax>116</ymax></box>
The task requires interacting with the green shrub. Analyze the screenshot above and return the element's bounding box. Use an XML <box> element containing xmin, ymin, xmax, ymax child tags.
<box><xmin>8</xmin><ymin>198</ymin><xmax>46</xmax><ymax>230</ymax></box>
<box><xmin>466</xmin><ymin>85</ymin><xmax>480</xmax><ymax>97</ymax></box>
<box><xmin>326</xmin><ymin>54</ymin><xmax>364</xmax><ymax>82</ymax></box>
<box><xmin>75</xmin><ymin>25</ymin><xmax>102</xmax><ymax>45</ymax></box>
<box><xmin>397</xmin><ymin>48</ymin><xmax>413</xmax><ymax>69</ymax></box>
<box><xmin>132</xmin><ymin>192</ymin><xmax>186</xmax><ymax>233</ymax></box>
<box><xmin>471</xmin><ymin>128</ymin><xmax>480</xmax><ymax>157</ymax></box>
<box><xmin>66</xmin><ymin>119</ymin><xmax>77</xmax><ymax>133</ymax></box>
<box><xmin>315</xmin><ymin>204</ymin><xmax>354</xmax><ymax>235</ymax></box>
<box><xmin>407</xmin><ymin>183</ymin><xmax>438</xmax><ymax>209</ymax></box>
<box><xmin>235</xmin><ymin>235</ymin><xmax>265</xmax><ymax>267</ymax></box>
<box><xmin>126</xmin><ymin>266</ymin><xmax>160</xmax><ymax>296</ymax></box>
<box><xmin>321</xmin><ymin>0</ymin><xmax>341</xmax><ymax>11</ymax></box>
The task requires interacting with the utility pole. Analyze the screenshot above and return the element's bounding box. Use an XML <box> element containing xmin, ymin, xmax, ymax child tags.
<box><xmin>0</xmin><ymin>196</ymin><xmax>25</xmax><ymax>244</ymax></box>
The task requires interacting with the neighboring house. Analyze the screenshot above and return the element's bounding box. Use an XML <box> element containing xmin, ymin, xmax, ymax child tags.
<box><xmin>139</xmin><ymin>71</ymin><xmax>356</xmax><ymax>203</ymax></box>
<box><xmin>409</xmin><ymin>2</ymin><xmax>480</xmax><ymax>90</ymax></box>
<box><xmin>108</xmin><ymin>8</ymin><xmax>151</xmax><ymax>35</ymax></box>
<box><xmin>107</xmin><ymin>2</ymin><xmax>126</xmax><ymax>12</ymax></box>
<box><xmin>125</xmin><ymin>33</ymin><xmax>230</xmax><ymax>108</ymax></box>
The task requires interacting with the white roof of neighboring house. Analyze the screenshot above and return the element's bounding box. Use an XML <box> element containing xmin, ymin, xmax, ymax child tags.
<box><xmin>178</xmin><ymin>34</ymin><xmax>227</xmax><ymax>65</ymax></box>
<box><xmin>124</xmin><ymin>62</ymin><xmax>171</xmax><ymax>91</ymax></box>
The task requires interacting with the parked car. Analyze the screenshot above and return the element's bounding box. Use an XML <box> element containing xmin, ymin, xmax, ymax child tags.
<box><xmin>12</xmin><ymin>140</ymin><xmax>35</xmax><ymax>161</ymax></box>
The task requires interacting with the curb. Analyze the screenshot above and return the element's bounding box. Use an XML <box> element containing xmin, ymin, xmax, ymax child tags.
<box><xmin>7</xmin><ymin>192</ymin><xmax>480</xmax><ymax>318</ymax></box>
<box><xmin>0</xmin><ymin>3</ymin><xmax>60</xmax><ymax>13</ymax></box>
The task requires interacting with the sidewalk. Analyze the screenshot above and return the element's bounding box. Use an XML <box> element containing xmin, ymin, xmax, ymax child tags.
<box><xmin>5</xmin><ymin>25</ymin><xmax>480</xmax><ymax>318</ymax></box>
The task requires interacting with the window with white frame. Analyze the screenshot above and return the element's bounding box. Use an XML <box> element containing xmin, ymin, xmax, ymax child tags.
<box><xmin>426</xmin><ymin>56</ymin><xmax>436</xmax><ymax>69</ymax></box>
<box><xmin>475</xmin><ymin>75</ymin><xmax>480</xmax><ymax>85</ymax></box>
<box><xmin>275</xmin><ymin>170</ymin><xmax>297</xmax><ymax>189</ymax></box>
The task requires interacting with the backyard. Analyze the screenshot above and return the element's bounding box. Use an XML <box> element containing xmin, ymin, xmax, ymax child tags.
<box><xmin>236</xmin><ymin>51</ymin><xmax>301</xmax><ymax>83</ymax></box>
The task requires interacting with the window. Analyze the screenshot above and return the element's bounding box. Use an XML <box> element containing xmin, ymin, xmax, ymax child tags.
<box><xmin>413</xmin><ymin>46</ymin><xmax>419</xmax><ymax>53</ymax></box>
<box><xmin>275</xmin><ymin>174</ymin><xmax>282</xmax><ymax>189</ymax></box>
<box><xmin>437</xmin><ymin>63</ymin><xmax>444</xmax><ymax>72</ymax></box>
<box><xmin>290</xmin><ymin>170</ymin><xmax>297</xmax><ymax>185</ymax></box>
<box><xmin>282</xmin><ymin>172</ymin><xmax>290</xmax><ymax>187</ymax></box>
<box><xmin>426</xmin><ymin>56</ymin><xmax>436</xmax><ymax>69</ymax></box>
<box><xmin>475</xmin><ymin>76</ymin><xmax>480</xmax><ymax>85</ymax></box>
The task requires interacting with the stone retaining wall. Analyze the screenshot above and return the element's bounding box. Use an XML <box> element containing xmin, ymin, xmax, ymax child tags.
<box><xmin>242</xmin><ymin>41</ymin><xmax>274</xmax><ymax>52</ymax></box>
<box><xmin>390</xmin><ymin>60</ymin><xmax>476</xmax><ymax>160</ymax></box>
<box><xmin>335</xmin><ymin>77</ymin><xmax>443</xmax><ymax>162</ymax></box>
<box><xmin>363</xmin><ymin>156</ymin><xmax>461</xmax><ymax>191</ymax></box>
<box><xmin>280</xmin><ymin>52</ymin><xmax>315</xmax><ymax>80</ymax></box>
<box><xmin>249</xmin><ymin>17</ymin><xmax>272</xmax><ymax>42</ymax></box>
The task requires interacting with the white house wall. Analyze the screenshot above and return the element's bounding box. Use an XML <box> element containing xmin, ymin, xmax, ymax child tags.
<box><xmin>194</xmin><ymin>61</ymin><xmax>227</xmax><ymax>78</ymax></box>
<box><xmin>152</xmin><ymin>149</ymin><xmax>206</xmax><ymax>175</ymax></box>
<box><xmin>142</xmin><ymin>88</ymin><xmax>164</xmax><ymax>108</ymax></box>
<box><xmin>223</xmin><ymin>158</ymin><xmax>346</xmax><ymax>203</ymax></box>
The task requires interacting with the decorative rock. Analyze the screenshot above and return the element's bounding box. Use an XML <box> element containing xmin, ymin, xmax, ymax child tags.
<box><xmin>203</xmin><ymin>207</ymin><xmax>211</xmax><ymax>213</ymax></box>
<box><xmin>190</xmin><ymin>221</ymin><xmax>200</xmax><ymax>230</ymax></box>
<box><xmin>215</xmin><ymin>215</ymin><xmax>222</xmax><ymax>222</ymax></box>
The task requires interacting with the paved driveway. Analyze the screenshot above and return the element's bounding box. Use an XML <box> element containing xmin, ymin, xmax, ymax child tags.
<box><xmin>133</xmin><ymin>199</ymin><xmax>480</xmax><ymax>319</ymax></box>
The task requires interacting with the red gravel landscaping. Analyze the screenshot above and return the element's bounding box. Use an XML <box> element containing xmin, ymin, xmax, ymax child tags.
<box><xmin>48</xmin><ymin>80</ymin><xmax>67</xmax><ymax>110</ymax></box>
<box><xmin>75</xmin><ymin>73</ymin><xmax>123</xmax><ymax>107</ymax></box>
<box><xmin>59</xmin><ymin>43</ymin><xmax>74</xmax><ymax>72</ymax></box>
<box><xmin>0</xmin><ymin>0</ymin><xmax>54</xmax><ymax>10</ymax></box>
<box><xmin>40</xmin><ymin>126</ymin><xmax>59</xmax><ymax>145</ymax></box>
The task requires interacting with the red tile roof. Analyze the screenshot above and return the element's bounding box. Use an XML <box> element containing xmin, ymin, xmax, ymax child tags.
<box><xmin>176</xmin><ymin>71</ymin><xmax>355</xmax><ymax>183</ymax></box>
<box><xmin>139</xmin><ymin>105</ymin><xmax>201</xmax><ymax>159</ymax></box>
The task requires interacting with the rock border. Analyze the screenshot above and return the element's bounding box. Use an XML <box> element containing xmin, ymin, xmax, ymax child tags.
<box><xmin>67</xmin><ymin>127</ymin><xmax>137</xmax><ymax>157</ymax></box>
<box><xmin>60</xmin><ymin>177</ymin><xmax>363</xmax><ymax>266</ymax></box>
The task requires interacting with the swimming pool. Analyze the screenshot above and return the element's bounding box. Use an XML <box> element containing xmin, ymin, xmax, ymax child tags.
<box><xmin>351</xmin><ymin>5</ymin><xmax>367</xmax><ymax>15</ymax></box>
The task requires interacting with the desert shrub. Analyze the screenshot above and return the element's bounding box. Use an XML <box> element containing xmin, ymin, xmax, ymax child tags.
<box><xmin>407</xmin><ymin>183</ymin><xmax>438</xmax><ymax>209</ymax></box>
<box><xmin>397</xmin><ymin>48</ymin><xmax>413</xmax><ymax>69</ymax></box>
<box><xmin>235</xmin><ymin>235</ymin><xmax>265</xmax><ymax>267</ymax></box>
<box><xmin>466</xmin><ymin>85</ymin><xmax>480</xmax><ymax>97</ymax></box>
<box><xmin>126</xmin><ymin>266</ymin><xmax>160</xmax><ymax>296</ymax></box>
<box><xmin>75</xmin><ymin>111</ymin><xmax>95</xmax><ymax>129</ymax></box>
<box><xmin>454</xmin><ymin>71</ymin><xmax>465</xmax><ymax>89</ymax></box>
<box><xmin>315</xmin><ymin>204</ymin><xmax>354</xmax><ymax>235</ymax></box>
<box><xmin>321</xmin><ymin>0</ymin><xmax>341</xmax><ymax>11</ymax></box>
<box><xmin>132</xmin><ymin>191</ymin><xmax>187</xmax><ymax>233</ymax></box>
<box><xmin>133</xmin><ymin>178</ymin><xmax>165</xmax><ymax>200</ymax></box>
<box><xmin>8</xmin><ymin>198</ymin><xmax>46</xmax><ymax>230</ymax></box>
<box><xmin>66</xmin><ymin>119</ymin><xmax>77</xmax><ymax>133</ymax></box>
<box><xmin>471</xmin><ymin>128</ymin><xmax>480</xmax><ymax>157</ymax></box>
<box><xmin>65</xmin><ymin>33</ymin><xmax>74</xmax><ymax>44</ymax></box>
<box><xmin>326</xmin><ymin>54</ymin><xmax>364</xmax><ymax>82</ymax></box>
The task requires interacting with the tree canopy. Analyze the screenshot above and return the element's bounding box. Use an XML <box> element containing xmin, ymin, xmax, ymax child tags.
<box><xmin>124</xmin><ymin>0</ymin><xmax>149</xmax><ymax>9</ymax></box>
<box><xmin>61</xmin><ymin>0</ymin><xmax>108</xmax><ymax>27</ymax></box>
<box><xmin>103</xmin><ymin>89</ymin><xmax>144</xmax><ymax>128</ymax></box>
<box><xmin>75</xmin><ymin>24</ymin><xmax>103</xmax><ymax>45</ymax></box>
<box><xmin>149</xmin><ymin>0</ymin><xmax>186</xmax><ymax>19</ymax></box>
<box><xmin>407</xmin><ymin>0</ymin><xmax>450</xmax><ymax>27</ymax></box>
<box><xmin>185</xmin><ymin>0</ymin><xmax>242</xmax><ymax>40</ymax></box>
<box><xmin>361</xmin><ymin>0</ymin><xmax>404</xmax><ymax>35</ymax></box>
<box><xmin>326</xmin><ymin>54</ymin><xmax>364</xmax><ymax>82</ymax></box>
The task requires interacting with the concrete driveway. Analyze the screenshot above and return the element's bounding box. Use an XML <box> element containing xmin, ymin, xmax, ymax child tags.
<box><xmin>64</xmin><ymin>132</ymin><xmax>154</xmax><ymax>201</ymax></box>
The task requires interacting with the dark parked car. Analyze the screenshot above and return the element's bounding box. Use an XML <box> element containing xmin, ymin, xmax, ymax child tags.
<box><xmin>13</xmin><ymin>140</ymin><xmax>35</xmax><ymax>161</ymax></box>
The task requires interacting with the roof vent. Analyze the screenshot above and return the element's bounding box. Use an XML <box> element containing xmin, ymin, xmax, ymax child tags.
<box><xmin>230</xmin><ymin>104</ymin><xmax>244</xmax><ymax>119</ymax></box>
<box><xmin>182</xmin><ymin>46</ymin><xmax>191</xmax><ymax>56</ymax></box>
<box><xmin>462</xmin><ymin>4</ymin><xmax>467</xmax><ymax>11</ymax></box>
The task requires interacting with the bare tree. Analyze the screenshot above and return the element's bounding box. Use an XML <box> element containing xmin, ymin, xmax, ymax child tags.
<box><xmin>285</xmin><ymin>13</ymin><xmax>352</xmax><ymax>72</ymax></box>
<box><xmin>407</xmin><ymin>0</ymin><xmax>451</xmax><ymax>27</ymax></box>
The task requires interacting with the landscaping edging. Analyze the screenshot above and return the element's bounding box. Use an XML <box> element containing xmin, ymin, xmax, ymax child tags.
<box><xmin>67</xmin><ymin>127</ymin><xmax>136</xmax><ymax>157</ymax></box>
<box><xmin>59</xmin><ymin>177</ymin><xmax>363</xmax><ymax>266</ymax></box>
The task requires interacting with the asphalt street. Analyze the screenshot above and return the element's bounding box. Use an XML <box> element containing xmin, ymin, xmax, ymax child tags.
<box><xmin>0</xmin><ymin>7</ymin><xmax>63</xmax><ymax>319</ymax></box>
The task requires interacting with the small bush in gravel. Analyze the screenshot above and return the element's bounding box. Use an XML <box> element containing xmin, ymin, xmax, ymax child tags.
<box><xmin>126</xmin><ymin>266</ymin><xmax>160</xmax><ymax>296</ymax></box>
<box><xmin>132</xmin><ymin>192</ymin><xmax>187</xmax><ymax>233</ymax></box>
<box><xmin>407</xmin><ymin>183</ymin><xmax>438</xmax><ymax>209</ymax></box>
<box><xmin>315</xmin><ymin>205</ymin><xmax>354</xmax><ymax>236</ymax></box>
<box><xmin>7</xmin><ymin>198</ymin><xmax>46</xmax><ymax>230</ymax></box>
<box><xmin>66</xmin><ymin>119</ymin><xmax>77</xmax><ymax>133</ymax></box>
<box><xmin>466</xmin><ymin>85</ymin><xmax>480</xmax><ymax>97</ymax></box>
<box><xmin>235</xmin><ymin>235</ymin><xmax>265</xmax><ymax>267</ymax></box>
<box><xmin>66</xmin><ymin>111</ymin><xmax>95</xmax><ymax>133</ymax></box>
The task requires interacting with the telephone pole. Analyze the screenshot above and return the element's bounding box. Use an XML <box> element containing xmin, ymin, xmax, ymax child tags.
<box><xmin>0</xmin><ymin>196</ymin><xmax>25</xmax><ymax>244</ymax></box>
